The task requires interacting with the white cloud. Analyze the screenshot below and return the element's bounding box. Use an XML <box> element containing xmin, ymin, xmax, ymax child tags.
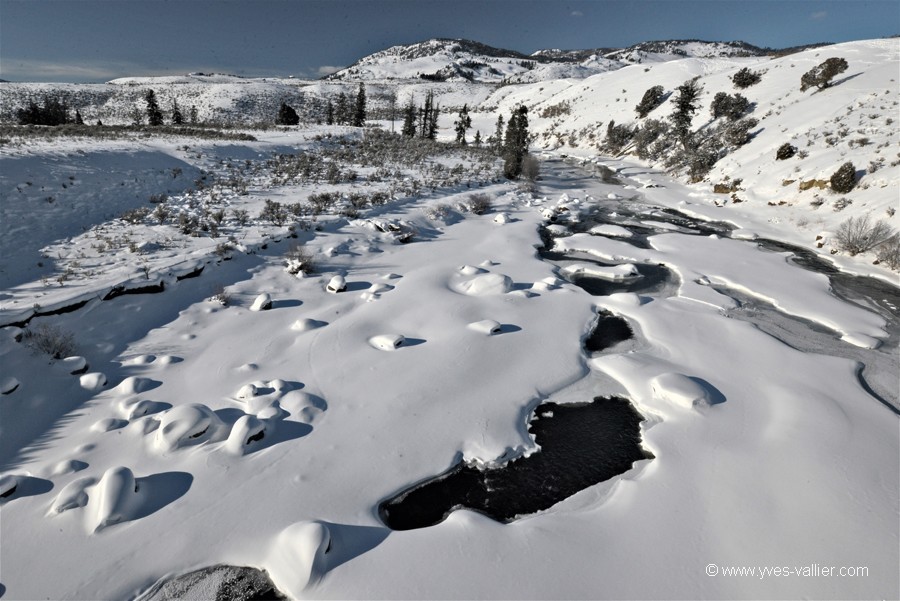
<box><xmin>0</xmin><ymin>58</ymin><xmax>176</xmax><ymax>82</ymax></box>
<box><xmin>810</xmin><ymin>10</ymin><xmax>828</xmax><ymax>20</ymax></box>
<box><xmin>316</xmin><ymin>65</ymin><xmax>343</xmax><ymax>77</ymax></box>
<box><xmin>570</xmin><ymin>10</ymin><xmax>584</xmax><ymax>17</ymax></box>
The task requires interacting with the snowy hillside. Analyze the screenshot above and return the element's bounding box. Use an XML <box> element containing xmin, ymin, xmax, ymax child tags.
<box><xmin>476</xmin><ymin>38</ymin><xmax>900</xmax><ymax>264</ymax></box>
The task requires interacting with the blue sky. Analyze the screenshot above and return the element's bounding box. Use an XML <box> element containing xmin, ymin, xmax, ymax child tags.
<box><xmin>1</xmin><ymin>0</ymin><xmax>897</xmax><ymax>82</ymax></box>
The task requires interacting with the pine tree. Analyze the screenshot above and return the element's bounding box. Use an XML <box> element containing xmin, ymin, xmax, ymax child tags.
<box><xmin>335</xmin><ymin>92</ymin><xmax>349</xmax><ymax>125</ymax></box>
<box><xmin>171</xmin><ymin>100</ymin><xmax>184</xmax><ymax>125</ymax></box>
<box><xmin>325</xmin><ymin>99</ymin><xmax>334</xmax><ymax>125</ymax></box>
<box><xmin>669</xmin><ymin>79</ymin><xmax>702</xmax><ymax>147</ymax></box>
<box><xmin>145</xmin><ymin>89</ymin><xmax>164</xmax><ymax>126</ymax></box>
<box><xmin>454</xmin><ymin>104</ymin><xmax>472</xmax><ymax>145</ymax></box>
<box><xmin>635</xmin><ymin>85</ymin><xmax>665</xmax><ymax>118</ymax></box>
<box><xmin>353</xmin><ymin>83</ymin><xmax>367</xmax><ymax>127</ymax></box>
<box><xmin>502</xmin><ymin>105</ymin><xmax>529</xmax><ymax>179</ymax></box>
<box><xmin>189</xmin><ymin>105</ymin><xmax>199</xmax><ymax>124</ymax></box>
<box><xmin>473</xmin><ymin>130</ymin><xmax>482</xmax><ymax>146</ymax></box>
<box><xmin>74</xmin><ymin>110</ymin><xmax>84</xmax><ymax>125</ymax></box>
<box><xmin>277</xmin><ymin>102</ymin><xmax>300</xmax><ymax>125</ymax></box>
<box><xmin>800</xmin><ymin>57</ymin><xmax>849</xmax><ymax>92</ymax></box>
<box><xmin>401</xmin><ymin>97</ymin><xmax>417</xmax><ymax>137</ymax></box>
<box><xmin>418</xmin><ymin>91</ymin><xmax>433</xmax><ymax>138</ymax></box>
<box><xmin>385</xmin><ymin>90</ymin><xmax>398</xmax><ymax>133</ymax></box>
<box><xmin>491</xmin><ymin>115</ymin><xmax>505</xmax><ymax>152</ymax></box>
<box><xmin>426</xmin><ymin>102</ymin><xmax>439</xmax><ymax>140</ymax></box>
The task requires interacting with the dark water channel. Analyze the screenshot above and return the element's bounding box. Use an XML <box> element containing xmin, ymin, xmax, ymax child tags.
<box><xmin>379</xmin><ymin>396</ymin><xmax>652</xmax><ymax>531</ymax></box>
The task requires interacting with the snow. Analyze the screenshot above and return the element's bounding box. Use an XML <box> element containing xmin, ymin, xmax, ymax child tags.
<box><xmin>0</xmin><ymin>37</ymin><xmax>898</xmax><ymax>601</ymax></box>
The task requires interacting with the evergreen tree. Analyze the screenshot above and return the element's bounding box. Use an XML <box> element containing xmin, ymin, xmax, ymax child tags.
<box><xmin>189</xmin><ymin>105</ymin><xmax>199</xmax><ymax>124</ymax></box>
<box><xmin>669</xmin><ymin>79</ymin><xmax>703</xmax><ymax>147</ymax></box>
<box><xmin>171</xmin><ymin>100</ymin><xmax>184</xmax><ymax>125</ymax></box>
<box><xmin>335</xmin><ymin>92</ymin><xmax>349</xmax><ymax>125</ymax></box>
<box><xmin>502</xmin><ymin>105</ymin><xmax>529</xmax><ymax>179</ymax></box>
<box><xmin>325</xmin><ymin>99</ymin><xmax>335</xmax><ymax>125</ymax></box>
<box><xmin>277</xmin><ymin>102</ymin><xmax>300</xmax><ymax>125</ymax></box>
<box><xmin>635</xmin><ymin>85</ymin><xmax>665</xmax><ymax>118</ymax></box>
<box><xmin>353</xmin><ymin>83</ymin><xmax>367</xmax><ymax>127</ymax></box>
<box><xmin>491</xmin><ymin>115</ymin><xmax>505</xmax><ymax>152</ymax></box>
<box><xmin>454</xmin><ymin>104</ymin><xmax>472</xmax><ymax>145</ymax></box>
<box><xmin>74</xmin><ymin>110</ymin><xmax>84</xmax><ymax>125</ymax></box>
<box><xmin>145</xmin><ymin>89</ymin><xmax>164</xmax><ymax>126</ymax></box>
<box><xmin>800</xmin><ymin>57</ymin><xmax>849</xmax><ymax>92</ymax></box>
<box><xmin>732</xmin><ymin>67</ymin><xmax>762</xmax><ymax>89</ymax></box>
<box><xmin>418</xmin><ymin>91</ymin><xmax>434</xmax><ymax>138</ymax></box>
<box><xmin>473</xmin><ymin>130</ymin><xmax>482</xmax><ymax>146</ymax></box>
<box><xmin>401</xmin><ymin>97</ymin><xmax>417</xmax><ymax>137</ymax></box>
<box><xmin>426</xmin><ymin>101</ymin><xmax>439</xmax><ymax>140</ymax></box>
<box><xmin>385</xmin><ymin>90</ymin><xmax>398</xmax><ymax>133</ymax></box>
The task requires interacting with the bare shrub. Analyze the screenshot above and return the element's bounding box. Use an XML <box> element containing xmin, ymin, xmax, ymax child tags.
<box><xmin>24</xmin><ymin>323</ymin><xmax>76</xmax><ymax>359</ymax></box>
<box><xmin>284</xmin><ymin>243</ymin><xmax>316</xmax><ymax>275</ymax></box>
<box><xmin>834</xmin><ymin>214</ymin><xmax>896</xmax><ymax>256</ymax></box>
<box><xmin>210</xmin><ymin>284</ymin><xmax>231</xmax><ymax>306</ymax></box>
<box><xmin>465</xmin><ymin>193</ymin><xmax>491</xmax><ymax>215</ymax></box>
<box><xmin>875</xmin><ymin>235</ymin><xmax>900</xmax><ymax>269</ymax></box>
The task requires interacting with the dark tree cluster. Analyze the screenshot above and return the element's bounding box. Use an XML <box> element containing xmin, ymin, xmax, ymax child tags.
<box><xmin>710</xmin><ymin>92</ymin><xmax>751</xmax><ymax>121</ymax></box>
<box><xmin>603</xmin><ymin>120</ymin><xmax>636</xmax><ymax>154</ymax></box>
<box><xmin>830</xmin><ymin>161</ymin><xmax>857</xmax><ymax>193</ymax></box>
<box><xmin>800</xmin><ymin>57</ymin><xmax>849</xmax><ymax>92</ymax></box>
<box><xmin>502</xmin><ymin>105</ymin><xmax>530</xmax><ymax>179</ymax></box>
<box><xmin>454</xmin><ymin>104</ymin><xmax>472</xmax><ymax>145</ymax></box>
<box><xmin>732</xmin><ymin>67</ymin><xmax>762</xmax><ymax>89</ymax></box>
<box><xmin>634</xmin><ymin>85</ymin><xmax>666</xmax><ymax>118</ymax></box>
<box><xmin>325</xmin><ymin>84</ymin><xmax>368</xmax><ymax>126</ymax></box>
<box><xmin>16</xmin><ymin>95</ymin><xmax>72</xmax><ymax>126</ymax></box>
<box><xmin>775</xmin><ymin>143</ymin><xmax>797</xmax><ymax>160</ymax></box>
<box><xmin>670</xmin><ymin>79</ymin><xmax>703</xmax><ymax>147</ymax></box>
<box><xmin>400</xmin><ymin>91</ymin><xmax>439</xmax><ymax>140</ymax></box>
<box><xmin>277</xmin><ymin>102</ymin><xmax>300</xmax><ymax>125</ymax></box>
<box><xmin>145</xmin><ymin>90</ymin><xmax>164</xmax><ymax>126</ymax></box>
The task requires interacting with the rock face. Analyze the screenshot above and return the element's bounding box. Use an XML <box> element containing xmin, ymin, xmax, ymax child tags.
<box><xmin>140</xmin><ymin>565</ymin><xmax>285</xmax><ymax>601</ymax></box>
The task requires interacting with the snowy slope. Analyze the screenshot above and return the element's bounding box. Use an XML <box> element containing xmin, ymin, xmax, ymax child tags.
<box><xmin>475</xmin><ymin>38</ymin><xmax>900</xmax><ymax>268</ymax></box>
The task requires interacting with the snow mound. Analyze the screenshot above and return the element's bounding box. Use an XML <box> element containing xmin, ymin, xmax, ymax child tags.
<box><xmin>154</xmin><ymin>404</ymin><xmax>223</xmax><ymax>452</ymax></box>
<box><xmin>452</xmin><ymin>272</ymin><xmax>513</xmax><ymax>296</ymax></box>
<box><xmin>124</xmin><ymin>354</ymin><xmax>156</xmax><ymax>366</ymax></box>
<box><xmin>326</xmin><ymin>276</ymin><xmax>347</xmax><ymax>293</ymax></box>
<box><xmin>236</xmin><ymin>383</ymin><xmax>260</xmax><ymax>400</ymax></box>
<box><xmin>79</xmin><ymin>372</ymin><xmax>107</xmax><ymax>391</ymax></box>
<box><xmin>0</xmin><ymin>474</ymin><xmax>19</xmax><ymax>498</ymax></box>
<box><xmin>458</xmin><ymin>265</ymin><xmax>487</xmax><ymax>276</ymax></box>
<box><xmin>369</xmin><ymin>334</ymin><xmax>406</xmax><ymax>351</ymax></box>
<box><xmin>291</xmin><ymin>318</ymin><xmax>326</xmax><ymax>332</ymax></box>
<box><xmin>92</xmin><ymin>418</ymin><xmax>128</xmax><ymax>433</ymax></box>
<box><xmin>112</xmin><ymin>376</ymin><xmax>156</xmax><ymax>396</ymax></box>
<box><xmin>250</xmin><ymin>293</ymin><xmax>272</xmax><ymax>311</ymax></box>
<box><xmin>266</xmin><ymin>521</ymin><xmax>331</xmax><ymax>598</ymax></box>
<box><xmin>58</xmin><ymin>356</ymin><xmax>89</xmax><ymax>374</ymax></box>
<box><xmin>224</xmin><ymin>415</ymin><xmax>266</xmax><ymax>456</ymax></box>
<box><xmin>49</xmin><ymin>477</ymin><xmax>94</xmax><ymax>515</ymax></box>
<box><xmin>589</xmin><ymin>224</ymin><xmax>634</xmax><ymax>238</ymax></box>
<box><xmin>562</xmin><ymin>263</ymin><xmax>641</xmax><ymax>281</ymax></box>
<box><xmin>468</xmin><ymin>319</ymin><xmax>502</xmax><ymax>335</ymax></box>
<box><xmin>649</xmin><ymin>373</ymin><xmax>713</xmax><ymax>410</ymax></box>
<box><xmin>1</xmin><ymin>376</ymin><xmax>20</xmax><ymax>395</ymax></box>
<box><xmin>119</xmin><ymin>399</ymin><xmax>168</xmax><ymax>420</ymax></box>
<box><xmin>89</xmin><ymin>466</ymin><xmax>139</xmax><ymax>532</ymax></box>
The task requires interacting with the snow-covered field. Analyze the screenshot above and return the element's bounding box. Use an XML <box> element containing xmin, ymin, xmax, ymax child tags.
<box><xmin>1</xmin><ymin>36</ymin><xmax>898</xmax><ymax>601</ymax></box>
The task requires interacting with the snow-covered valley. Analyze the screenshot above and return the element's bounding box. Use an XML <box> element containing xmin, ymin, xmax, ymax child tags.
<box><xmin>1</xmin><ymin>36</ymin><xmax>898</xmax><ymax>601</ymax></box>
